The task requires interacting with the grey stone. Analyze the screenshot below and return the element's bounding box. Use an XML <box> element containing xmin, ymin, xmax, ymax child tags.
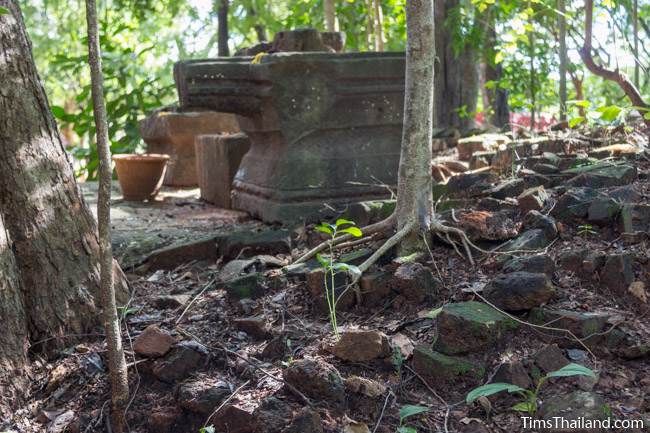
<box><xmin>447</xmin><ymin>171</ymin><xmax>498</xmax><ymax>198</ymax></box>
<box><xmin>283</xmin><ymin>358</ymin><xmax>345</xmax><ymax>407</ymax></box>
<box><xmin>518</xmin><ymin>185</ymin><xmax>548</xmax><ymax>213</ymax></box>
<box><xmin>433</xmin><ymin>301</ymin><xmax>518</xmax><ymax>355</ymax></box>
<box><xmin>619</xmin><ymin>204</ymin><xmax>650</xmax><ymax>233</ymax></box>
<box><xmin>175</xmin><ymin>52</ymin><xmax>406</xmax><ymax>223</ymax></box>
<box><xmin>224</xmin><ymin>273</ymin><xmax>265</xmax><ymax>300</ymax></box>
<box><xmin>493</xmin><ymin>361</ymin><xmax>533</xmax><ymax>389</ymax></box>
<box><xmin>177</xmin><ymin>380</ymin><xmax>231</xmax><ymax>414</ymax></box>
<box><xmin>587</xmin><ymin>197</ymin><xmax>621</xmax><ymax>225</ymax></box>
<box><xmin>539</xmin><ymin>391</ymin><xmax>608</xmax><ymax>433</ymax></box>
<box><xmin>152</xmin><ymin>341</ymin><xmax>210</xmax><ymax>383</ymax></box>
<box><xmin>534</xmin><ymin>344</ymin><xmax>569</xmax><ymax>373</ymax></box>
<box><xmin>522</xmin><ymin>211</ymin><xmax>558</xmax><ymax>240</ymax></box>
<box><xmin>500</xmin><ymin>229</ymin><xmax>554</xmax><ymax>253</ymax></box>
<box><xmin>484</xmin><ymin>272</ymin><xmax>555</xmax><ymax>311</ymax></box>
<box><xmin>411</xmin><ymin>347</ymin><xmax>485</xmax><ymax>387</ymax></box>
<box><xmin>489</xmin><ymin>178</ymin><xmax>526</xmax><ymax>200</ymax></box>
<box><xmin>563</xmin><ymin>163</ymin><xmax>637</xmax><ymax>189</ymax></box>
<box><xmin>600</xmin><ymin>254</ymin><xmax>634</xmax><ymax>294</ymax></box>
<box><xmin>218</xmin><ymin>230</ymin><xmax>292</xmax><ymax>260</ymax></box>
<box><xmin>502</xmin><ymin>254</ymin><xmax>555</xmax><ymax>276</ymax></box>
<box><xmin>553</xmin><ymin>188</ymin><xmax>603</xmax><ymax>221</ymax></box>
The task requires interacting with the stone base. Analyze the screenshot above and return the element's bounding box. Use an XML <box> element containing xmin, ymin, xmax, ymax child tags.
<box><xmin>140</xmin><ymin>111</ymin><xmax>240</xmax><ymax>186</ymax></box>
<box><xmin>194</xmin><ymin>133</ymin><xmax>251</xmax><ymax>209</ymax></box>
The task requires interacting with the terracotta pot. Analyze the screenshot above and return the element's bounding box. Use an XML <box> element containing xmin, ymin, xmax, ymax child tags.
<box><xmin>112</xmin><ymin>154</ymin><xmax>170</xmax><ymax>201</ymax></box>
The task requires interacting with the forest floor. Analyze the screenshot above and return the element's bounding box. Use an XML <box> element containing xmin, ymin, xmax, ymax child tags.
<box><xmin>4</xmin><ymin>125</ymin><xmax>650</xmax><ymax>433</ymax></box>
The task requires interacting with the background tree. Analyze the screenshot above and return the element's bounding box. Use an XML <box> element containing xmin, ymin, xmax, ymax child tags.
<box><xmin>218</xmin><ymin>0</ymin><xmax>230</xmax><ymax>56</ymax></box>
<box><xmin>0</xmin><ymin>0</ymin><xmax>128</xmax><ymax>413</ymax></box>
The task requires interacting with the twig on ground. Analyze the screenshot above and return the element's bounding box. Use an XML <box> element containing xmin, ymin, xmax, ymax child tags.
<box><xmin>176</xmin><ymin>277</ymin><xmax>218</xmax><ymax>324</ymax></box>
<box><xmin>372</xmin><ymin>391</ymin><xmax>394</xmax><ymax>433</ymax></box>
<box><xmin>204</xmin><ymin>380</ymin><xmax>250</xmax><ymax>428</ymax></box>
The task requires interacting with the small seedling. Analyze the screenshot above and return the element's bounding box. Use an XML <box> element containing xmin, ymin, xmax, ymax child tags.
<box><xmin>199</xmin><ymin>426</ymin><xmax>215</xmax><ymax>433</ymax></box>
<box><xmin>466</xmin><ymin>363</ymin><xmax>596</xmax><ymax>416</ymax></box>
<box><xmin>315</xmin><ymin>218</ymin><xmax>362</xmax><ymax>339</ymax></box>
<box><xmin>577</xmin><ymin>223</ymin><xmax>597</xmax><ymax>237</ymax></box>
<box><xmin>397</xmin><ymin>405</ymin><xmax>430</xmax><ymax>433</ymax></box>
<box><xmin>392</xmin><ymin>346</ymin><xmax>404</xmax><ymax>376</ymax></box>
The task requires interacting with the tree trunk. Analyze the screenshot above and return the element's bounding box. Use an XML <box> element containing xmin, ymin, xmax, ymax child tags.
<box><xmin>0</xmin><ymin>0</ymin><xmax>128</xmax><ymax>407</ymax></box>
<box><xmin>633</xmin><ymin>0</ymin><xmax>639</xmax><ymax>89</ymax></box>
<box><xmin>324</xmin><ymin>0</ymin><xmax>336</xmax><ymax>32</ymax></box>
<box><xmin>482</xmin><ymin>9</ymin><xmax>510</xmax><ymax>128</ymax></box>
<box><xmin>0</xmin><ymin>213</ymin><xmax>29</xmax><ymax>417</ymax></box>
<box><xmin>218</xmin><ymin>0</ymin><xmax>230</xmax><ymax>56</ymax></box>
<box><xmin>85</xmin><ymin>0</ymin><xmax>129</xmax><ymax>430</ymax></box>
<box><xmin>579</xmin><ymin>0</ymin><xmax>649</xmax><ymax>126</ymax></box>
<box><xmin>528</xmin><ymin>1</ymin><xmax>536</xmax><ymax>131</ymax></box>
<box><xmin>395</xmin><ymin>0</ymin><xmax>435</xmax><ymax>253</ymax></box>
<box><xmin>365</xmin><ymin>0</ymin><xmax>374</xmax><ymax>50</ymax></box>
<box><xmin>558</xmin><ymin>0</ymin><xmax>568</xmax><ymax>121</ymax></box>
<box><xmin>373</xmin><ymin>0</ymin><xmax>385</xmax><ymax>51</ymax></box>
<box><xmin>434</xmin><ymin>0</ymin><xmax>479</xmax><ymax>131</ymax></box>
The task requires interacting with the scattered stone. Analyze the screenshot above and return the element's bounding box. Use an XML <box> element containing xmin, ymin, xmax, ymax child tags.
<box><xmin>233</xmin><ymin>316</ymin><xmax>272</xmax><ymax>340</ymax></box>
<box><xmin>477</xmin><ymin>197</ymin><xmax>518</xmax><ymax>212</ymax></box>
<box><xmin>493</xmin><ymin>361</ymin><xmax>533</xmax><ymax>389</ymax></box>
<box><xmin>148</xmin><ymin>406</ymin><xmax>181</xmax><ymax>433</ymax></box>
<box><xmin>224</xmin><ymin>273</ymin><xmax>265</xmax><ymax>300</ymax></box>
<box><xmin>152</xmin><ymin>341</ymin><xmax>210</xmax><ymax>383</ymax></box>
<box><xmin>177</xmin><ymin>380</ymin><xmax>231</xmax><ymax>414</ymax></box>
<box><xmin>469</xmin><ymin>150</ymin><xmax>495</xmax><ymax>170</ymax></box>
<box><xmin>260</xmin><ymin>335</ymin><xmax>290</xmax><ymax>361</ymax></box>
<box><xmin>133</xmin><ymin>325</ymin><xmax>174</xmax><ymax>358</ymax></box>
<box><xmin>253</xmin><ymin>396</ymin><xmax>293</xmax><ymax>433</ymax></box>
<box><xmin>532</xmin><ymin>163</ymin><xmax>559</xmax><ymax>175</ymax></box>
<box><xmin>147</xmin><ymin>237</ymin><xmax>218</xmax><ymax>270</ymax></box>
<box><xmin>454</xmin><ymin>210</ymin><xmax>519</xmax><ymax>241</ymax></box>
<box><xmin>457</xmin><ymin>134</ymin><xmax>508</xmax><ymax>160</ymax></box>
<box><xmin>553</xmin><ymin>188</ymin><xmax>603</xmax><ymax>221</ymax></box>
<box><xmin>151</xmin><ymin>294</ymin><xmax>191</xmax><ymax>309</ymax></box>
<box><xmin>212</xmin><ymin>404</ymin><xmax>255</xmax><ymax>433</ymax></box>
<box><xmin>489</xmin><ymin>178</ymin><xmax>526</xmax><ymax>200</ymax></box>
<box><xmin>587</xmin><ymin>197</ymin><xmax>620</xmax><ymax>225</ymax></box>
<box><xmin>446</xmin><ymin>171</ymin><xmax>498</xmax><ymax>198</ymax></box>
<box><xmin>564</xmin><ymin>163</ymin><xmax>637</xmax><ymax>189</ymax></box>
<box><xmin>343</xmin><ymin>200</ymin><xmax>396</xmax><ymax>227</ymax></box>
<box><xmin>412</xmin><ymin>347</ymin><xmax>485</xmax><ymax>385</ymax></box>
<box><xmin>628</xmin><ymin>281</ymin><xmax>648</xmax><ymax>303</ymax></box>
<box><xmin>517</xmin><ymin>185</ymin><xmax>548</xmax><ymax>213</ymax></box>
<box><xmin>606</xmin><ymin>185</ymin><xmax>640</xmax><ymax>202</ymax></box>
<box><xmin>433</xmin><ymin>302</ymin><xmax>518</xmax><ymax>355</ymax></box>
<box><xmin>392</xmin><ymin>262</ymin><xmax>439</xmax><ymax>302</ymax></box>
<box><xmin>502</xmin><ymin>255</ymin><xmax>555</xmax><ymax>276</ymax></box>
<box><xmin>484</xmin><ymin>272</ymin><xmax>555</xmax><ymax>311</ymax></box>
<box><xmin>522</xmin><ymin>211</ymin><xmax>558</xmax><ymax>240</ymax></box>
<box><xmin>529</xmin><ymin>308</ymin><xmax>610</xmax><ymax>344</ymax></box>
<box><xmin>539</xmin><ymin>391</ymin><xmax>607</xmax><ymax>433</ymax></box>
<box><xmin>500</xmin><ymin>229</ymin><xmax>554</xmax><ymax>253</ymax></box>
<box><xmin>619</xmin><ymin>203</ymin><xmax>650</xmax><ymax>233</ymax></box>
<box><xmin>391</xmin><ymin>333</ymin><xmax>415</xmax><ymax>359</ymax></box>
<box><xmin>307</xmin><ymin>268</ymin><xmax>355</xmax><ymax>311</ymax></box>
<box><xmin>284</xmin><ymin>407</ymin><xmax>324</xmax><ymax>433</ymax></box>
<box><xmin>600</xmin><ymin>254</ymin><xmax>634</xmax><ymax>294</ymax></box>
<box><xmin>283</xmin><ymin>358</ymin><xmax>345</xmax><ymax>407</ymax></box>
<box><xmin>332</xmin><ymin>330</ymin><xmax>391</xmax><ymax>362</ymax></box>
<box><xmin>47</xmin><ymin>410</ymin><xmax>75</xmax><ymax>433</ymax></box>
<box><xmin>218</xmin><ymin>230</ymin><xmax>292</xmax><ymax>260</ymax></box>
<box><xmin>534</xmin><ymin>344</ymin><xmax>570</xmax><ymax>373</ymax></box>
<box><xmin>345</xmin><ymin>376</ymin><xmax>388</xmax><ymax>421</ymax></box>
<box><xmin>359</xmin><ymin>272</ymin><xmax>393</xmax><ymax>307</ymax></box>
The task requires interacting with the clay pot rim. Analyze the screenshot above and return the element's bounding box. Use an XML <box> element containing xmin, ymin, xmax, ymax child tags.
<box><xmin>112</xmin><ymin>153</ymin><xmax>170</xmax><ymax>162</ymax></box>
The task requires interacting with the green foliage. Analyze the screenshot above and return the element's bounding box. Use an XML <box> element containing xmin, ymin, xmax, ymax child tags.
<box><xmin>397</xmin><ymin>405</ymin><xmax>429</xmax><ymax>433</ymax></box>
<box><xmin>199</xmin><ymin>426</ymin><xmax>215</xmax><ymax>433</ymax></box>
<box><xmin>577</xmin><ymin>224</ymin><xmax>597</xmax><ymax>237</ymax></box>
<box><xmin>392</xmin><ymin>346</ymin><xmax>404</xmax><ymax>375</ymax></box>
<box><xmin>0</xmin><ymin>6</ymin><xmax>9</xmax><ymax>14</ymax></box>
<box><xmin>466</xmin><ymin>363</ymin><xmax>596</xmax><ymax>415</ymax></box>
<box><xmin>315</xmin><ymin>218</ymin><xmax>362</xmax><ymax>339</ymax></box>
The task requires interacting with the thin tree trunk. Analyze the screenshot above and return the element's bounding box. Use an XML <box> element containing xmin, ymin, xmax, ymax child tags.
<box><xmin>85</xmin><ymin>0</ymin><xmax>129</xmax><ymax>431</ymax></box>
<box><xmin>633</xmin><ymin>0</ymin><xmax>639</xmax><ymax>89</ymax></box>
<box><xmin>324</xmin><ymin>0</ymin><xmax>336</xmax><ymax>32</ymax></box>
<box><xmin>395</xmin><ymin>0</ymin><xmax>435</xmax><ymax>253</ymax></box>
<box><xmin>558</xmin><ymin>0</ymin><xmax>568</xmax><ymax>121</ymax></box>
<box><xmin>529</xmin><ymin>1</ymin><xmax>536</xmax><ymax>131</ymax></box>
<box><xmin>579</xmin><ymin>0</ymin><xmax>649</xmax><ymax>126</ymax></box>
<box><xmin>482</xmin><ymin>8</ymin><xmax>510</xmax><ymax>128</ymax></box>
<box><xmin>217</xmin><ymin>0</ymin><xmax>230</xmax><ymax>56</ymax></box>
<box><xmin>373</xmin><ymin>0</ymin><xmax>385</xmax><ymax>51</ymax></box>
<box><xmin>365</xmin><ymin>0</ymin><xmax>374</xmax><ymax>50</ymax></box>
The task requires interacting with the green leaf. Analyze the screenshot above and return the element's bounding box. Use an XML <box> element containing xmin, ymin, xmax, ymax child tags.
<box><xmin>339</xmin><ymin>226</ymin><xmax>362</xmax><ymax>237</ymax></box>
<box><xmin>545</xmin><ymin>363</ymin><xmax>596</xmax><ymax>379</ymax></box>
<box><xmin>568</xmin><ymin>100</ymin><xmax>591</xmax><ymax>108</ymax></box>
<box><xmin>426</xmin><ymin>307</ymin><xmax>443</xmax><ymax>319</ymax></box>
<box><xmin>466</xmin><ymin>383</ymin><xmax>526</xmax><ymax>403</ymax></box>
<box><xmin>569</xmin><ymin>117</ymin><xmax>586</xmax><ymax>128</ymax></box>
<box><xmin>596</xmin><ymin>105</ymin><xmax>622</xmax><ymax>123</ymax></box>
<box><xmin>399</xmin><ymin>405</ymin><xmax>429</xmax><ymax>422</ymax></box>
<box><xmin>315</xmin><ymin>224</ymin><xmax>333</xmax><ymax>235</ymax></box>
<box><xmin>397</xmin><ymin>427</ymin><xmax>418</xmax><ymax>433</ymax></box>
<box><xmin>0</xmin><ymin>6</ymin><xmax>9</xmax><ymax>14</ymax></box>
<box><xmin>335</xmin><ymin>218</ymin><xmax>356</xmax><ymax>227</ymax></box>
<box><xmin>512</xmin><ymin>401</ymin><xmax>535</xmax><ymax>413</ymax></box>
<box><xmin>199</xmin><ymin>427</ymin><xmax>215</xmax><ymax>433</ymax></box>
<box><xmin>316</xmin><ymin>253</ymin><xmax>330</xmax><ymax>268</ymax></box>
<box><xmin>644</xmin><ymin>112</ymin><xmax>650</xmax><ymax>120</ymax></box>
<box><xmin>51</xmin><ymin>105</ymin><xmax>67</xmax><ymax>119</ymax></box>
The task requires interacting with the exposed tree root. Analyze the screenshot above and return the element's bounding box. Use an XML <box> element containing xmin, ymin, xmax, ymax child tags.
<box><xmin>293</xmin><ymin>214</ymin><xmax>396</xmax><ymax>264</ymax></box>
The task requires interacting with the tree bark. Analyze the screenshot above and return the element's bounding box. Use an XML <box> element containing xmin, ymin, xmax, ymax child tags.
<box><xmin>579</xmin><ymin>0</ymin><xmax>649</xmax><ymax>126</ymax></box>
<box><xmin>434</xmin><ymin>0</ymin><xmax>479</xmax><ymax>131</ymax></box>
<box><xmin>482</xmin><ymin>9</ymin><xmax>510</xmax><ymax>128</ymax></box>
<box><xmin>395</xmin><ymin>0</ymin><xmax>435</xmax><ymax>253</ymax></box>
<box><xmin>633</xmin><ymin>0</ymin><xmax>639</xmax><ymax>89</ymax></box>
<box><xmin>85</xmin><ymin>0</ymin><xmax>129</xmax><ymax>431</ymax></box>
<box><xmin>373</xmin><ymin>0</ymin><xmax>385</xmax><ymax>51</ymax></box>
<box><xmin>217</xmin><ymin>0</ymin><xmax>230</xmax><ymax>56</ymax></box>
<box><xmin>558</xmin><ymin>0</ymin><xmax>568</xmax><ymax>121</ymax></box>
<box><xmin>0</xmin><ymin>212</ymin><xmax>29</xmax><ymax>417</ymax></box>
<box><xmin>324</xmin><ymin>0</ymin><xmax>336</xmax><ymax>32</ymax></box>
<box><xmin>0</xmin><ymin>0</ymin><xmax>128</xmax><ymax>408</ymax></box>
